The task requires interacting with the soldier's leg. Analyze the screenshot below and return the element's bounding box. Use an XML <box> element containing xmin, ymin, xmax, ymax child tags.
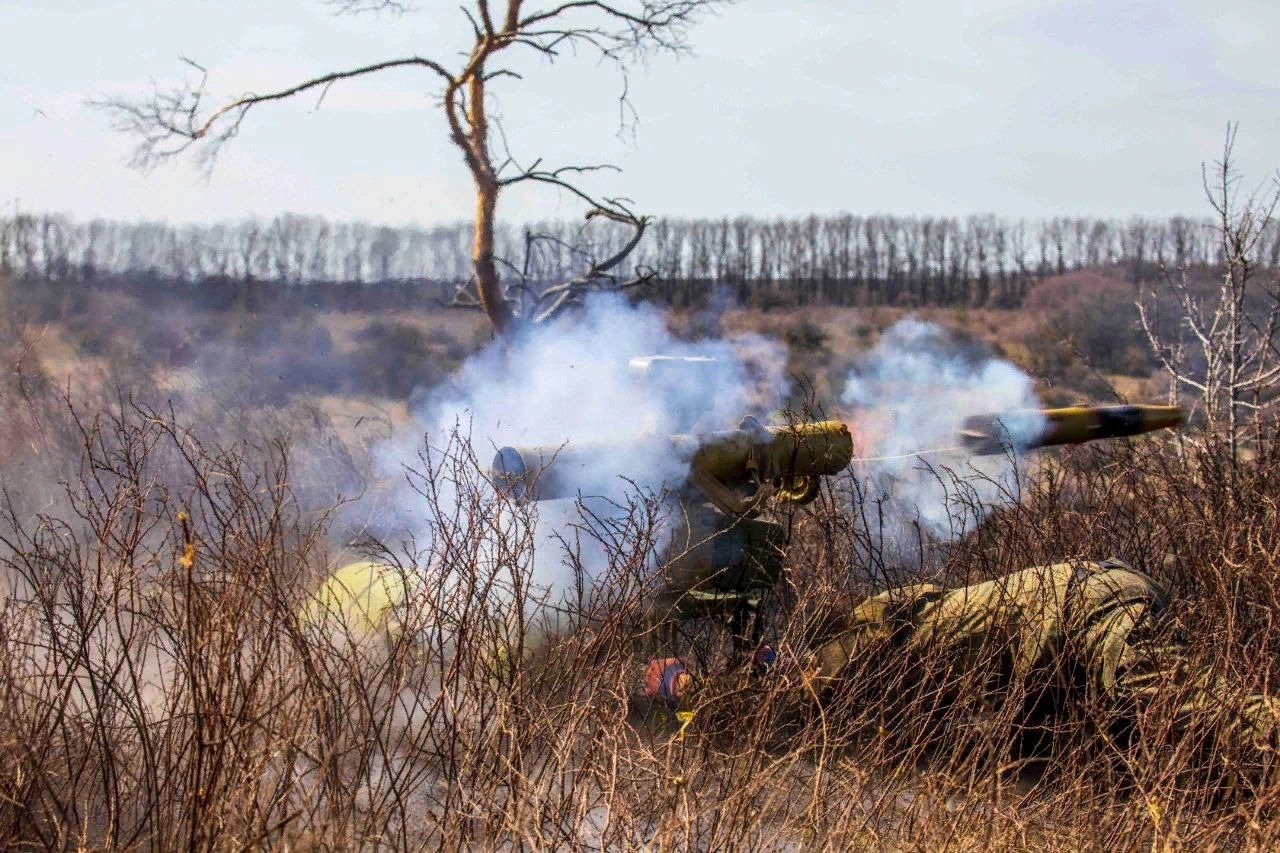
<box><xmin>803</xmin><ymin>563</ymin><xmax>1168</xmax><ymax>742</ymax></box>
<box><xmin>896</xmin><ymin>561</ymin><xmax>1280</xmax><ymax>784</ymax></box>
<box><xmin>659</xmin><ymin>563</ymin><xmax>1084</xmax><ymax>709</ymax></box>
<box><xmin>1108</xmin><ymin>606</ymin><xmax>1280</xmax><ymax>787</ymax></box>
<box><xmin>787</xmin><ymin>565</ymin><xmax>1097</xmax><ymax>763</ymax></box>
<box><xmin>907</xmin><ymin>559</ymin><xmax>1171</xmax><ymax>690</ymax></box>
<box><xmin>1038</xmin><ymin>561</ymin><xmax>1280</xmax><ymax>786</ymax></box>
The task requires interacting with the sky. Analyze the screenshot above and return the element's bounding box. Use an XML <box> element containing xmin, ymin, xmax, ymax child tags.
<box><xmin>2</xmin><ymin>0</ymin><xmax>1279</xmax><ymax>226</ymax></box>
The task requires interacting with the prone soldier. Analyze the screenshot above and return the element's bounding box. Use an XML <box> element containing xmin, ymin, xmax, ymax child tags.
<box><xmin>646</xmin><ymin>558</ymin><xmax>1280</xmax><ymax>786</ymax></box>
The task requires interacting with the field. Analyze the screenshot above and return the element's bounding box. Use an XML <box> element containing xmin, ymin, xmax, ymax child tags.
<box><xmin>4</xmin><ymin>265</ymin><xmax>1280</xmax><ymax>850</ymax></box>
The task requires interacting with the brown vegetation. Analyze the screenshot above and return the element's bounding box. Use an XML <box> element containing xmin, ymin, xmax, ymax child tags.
<box><xmin>5</xmin><ymin>259</ymin><xmax>1280</xmax><ymax>848</ymax></box>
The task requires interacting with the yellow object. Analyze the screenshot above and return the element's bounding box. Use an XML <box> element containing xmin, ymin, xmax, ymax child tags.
<box><xmin>961</xmin><ymin>404</ymin><xmax>1185</xmax><ymax>455</ymax></box>
<box><xmin>301</xmin><ymin>560</ymin><xmax>409</xmax><ymax>638</ymax></box>
<box><xmin>177</xmin><ymin>510</ymin><xmax>196</xmax><ymax>569</ymax></box>
<box><xmin>675</xmin><ymin>710</ymin><xmax>696</xmax><ymax>740</ymax></box>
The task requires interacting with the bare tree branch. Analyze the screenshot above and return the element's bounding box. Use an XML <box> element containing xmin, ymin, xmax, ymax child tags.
<box><xmin>97</xmin><ymin>0</ymin><xmax>731</xmax><ymax>335</ymax></box>
<box><xmin>94</xmin><ymin>56</ymin><xmax>454</xmax><ymax>170</ymax></box>
<box><xmin>1138</xmin><ymin>124</ymin><xmax>1280</xmax><ymax>464</ymax></box>
<box><xmin>327</xmin><ymin>0</ymin><xmax>415</xmax><ymax>14</ymax></box>
<box><xmin>531</xmin><ymin>213</ymin><xmax>653</xmax><ymax>323</ymax></box>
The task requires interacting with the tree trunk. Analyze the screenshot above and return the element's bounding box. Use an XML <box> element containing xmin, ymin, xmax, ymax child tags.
<box><xmin>472</xmin><ymin>176</ymin><xmax>515</xmax><ymax>335</ymax></box>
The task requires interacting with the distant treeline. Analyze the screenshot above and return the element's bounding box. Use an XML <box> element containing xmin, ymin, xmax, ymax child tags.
<box><xmin>4</xmin><ymin>212</ymin><xmax>1277</xmax><ymax>310</ymax></box>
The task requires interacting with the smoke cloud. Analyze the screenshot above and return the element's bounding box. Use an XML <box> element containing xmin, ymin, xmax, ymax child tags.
<box><xmin>841</xmin><ymin>318</ymin><xmax>1045</xmax><ymax>562</ymax></box>
<box><xmin>358</xmin><ymin>294</ymin><xmax>788</xmax><ymax>597</ymax></box>
<box><xmin>348</xmin><ymin>308</ymin><xmax>1047</xmax><ymax>601</ymax></box>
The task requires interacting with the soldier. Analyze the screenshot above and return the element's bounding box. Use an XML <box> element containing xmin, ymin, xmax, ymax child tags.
<box><xmin>645</xmin><ymin>558</ymin><xmax>1280</xmax><ymax>786</ymax></box>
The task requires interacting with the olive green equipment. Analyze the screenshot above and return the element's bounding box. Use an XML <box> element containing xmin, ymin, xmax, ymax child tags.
<box><xmin>492</xmin><ymin>418</ymin><xmax>854</xmax><ymax>624</ymax></box>
<box><xmin>960</xmin><ymin>404</ymin><xmax>1185</xmax><ymax>455</ymax></box>
<box><xmin>304</xmin><ymin>365</ymin><xmax>1185</xmax><ymax>639</ymax></box>
<box><xmin>490</xmin><ymin>403</ymin><xmax>1186</xmax><ymax>609</ymax></box>
<box><xmin>300</xmin><ymin>419</ymin><xmax>859</xmax><ymax>638</ymax></box>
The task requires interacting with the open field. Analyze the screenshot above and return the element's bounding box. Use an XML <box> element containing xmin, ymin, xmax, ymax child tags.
<box><xmin>7</xmin><ymin>0</ymin><xmax>1280</xmax><ymax>844</ymax></box>
<box><xmin>4</xmin><ymin>267</ymin><xmax>1280</xmax><ymax>849</ymax></box>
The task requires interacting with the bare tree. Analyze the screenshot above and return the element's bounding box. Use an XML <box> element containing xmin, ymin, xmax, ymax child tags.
<box><xmin>1138</xmin><ymin>124</ymin><xmax>1280</xmax><ymax>464</ymax></box>
<box><xmin>96</xmin><ymin>1</ymin><xmax>727</xmax><ymax>336</ymax></box>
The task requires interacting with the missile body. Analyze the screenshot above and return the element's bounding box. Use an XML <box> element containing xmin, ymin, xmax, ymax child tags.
<box><xmin>960</xmin><ymin>404</ymin><xmax>1185</xmax><ymax>456</ymax></box>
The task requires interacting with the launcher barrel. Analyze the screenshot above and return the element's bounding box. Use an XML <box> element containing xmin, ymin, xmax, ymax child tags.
<box><xmin>492</xmin><ymin>419</ymin><xmax>853</xmax><ymax>503</ymax></box>
<box><xmin>960</xmin><ymin>404</ymin><xmax>1185</xmax><ymax>456</ymax></box>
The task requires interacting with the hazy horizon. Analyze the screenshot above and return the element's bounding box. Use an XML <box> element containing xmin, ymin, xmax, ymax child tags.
<box><xmin>4</xmin><ymin>0</ymin><xmax>1279</xmax><ymax>227</ymax></box>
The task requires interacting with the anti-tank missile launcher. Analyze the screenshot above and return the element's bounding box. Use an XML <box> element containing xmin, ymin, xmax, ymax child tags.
<box><xmin>493</xmin><ymin>418</ymin><xmax>854</xmax><ymax>513</ymax></box>
<box><xmin>494</xmin><ymin>404</ymin><xmax>1186</xmax><ymax>507</ymax></box>
<box><xmin>308</xmin><ymin>355</ymin><xmax>1189</xmax><ymax>652</ymax></box>
<box><xmin>493</xmin><ymin>418</ymin><xmax>853</xmax><ymax>613</ymax></box>
<box><xmin>491</xmin><ymin>402</ymin><xmax>1184</xmax><ymax>617</ymax></box>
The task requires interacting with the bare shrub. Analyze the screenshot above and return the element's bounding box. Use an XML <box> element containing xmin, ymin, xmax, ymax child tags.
<box><xmin>1139</xmin><ymin>125</ymin><xmax>1280</xmax><ymax>463</ymax></box>
<box><xmin>5</xmin><ymin>386</ymin><xmax>1280</xmax><ymax>848</ymax></box>
<box><xmin>6</xmin><ymin>263</ymin><xmax>1280</xmax><ymax>846</ymax></box>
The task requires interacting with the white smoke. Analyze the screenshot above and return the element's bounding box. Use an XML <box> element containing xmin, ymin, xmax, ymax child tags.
<box><xmin>841</xmin><ymin>318</ymin><xmax>1045</xmax><ymax>561</ymax></box>
<box><xmin>360</xmin><ymin>293</ymin><xmax>788</xmax><ymax>597</ymax></box>
<box><xmin>350</xmin><ymin>308</ymin><xmax>1045</xmax><ymax>599</ymax></box>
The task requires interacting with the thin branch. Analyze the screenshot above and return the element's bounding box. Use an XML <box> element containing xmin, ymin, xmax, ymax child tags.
<box><xmin>525</xmin><ymin>230</ymin><xmax>598</xmax><ymax>267</ymax></box>
<box><xmin>460</xmin><ymin>4</ymin><xmax>485</xmax><ymax>38</ymax></box>
<box><xmin>498</xmin><ymin>167</ymin><xmax>633</xmax><ymax>222</ymax></box>
<box><xmin>93</xmin><ymin>56</ymin><xmax>454</xmax><ymax>169</ymax></box>
<box><xmin>438</xmin><ymin>279</ymin><xmax>484</xmax><ymax>310</ymax></box>
<box><xmin>532</xmin><ymin>213</ymin><xmax>652</xmax><ymax>323</ymax></box>
<box><xmin>519</xmin><ymin>1</ymin><xmax>719</xmax><ymax>52</ymax></box>
<box><xmin>328</xmin><ymin>0</ymin><xmax>415</xmax><ymax>13</ymax></box>
<box><xmin>477</xmin><ymin>0</ymin><xmax>497</xmax><ymax>34</ymax></box>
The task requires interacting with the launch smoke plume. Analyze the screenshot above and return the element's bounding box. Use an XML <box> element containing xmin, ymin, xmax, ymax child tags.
<box><xmin>358</xmin><ymin>294</ymin><xmax>787</xmax><ymax>598</ymax></box>
<box><xmin>350</xmin><ymin>308</ymin><xmax>1046</xmax><ymax>604</ymax></box>
<box><xmin>842</xmin><ymin>318</ymin><xmax>1045</xmax><ymax>564</ymax></box>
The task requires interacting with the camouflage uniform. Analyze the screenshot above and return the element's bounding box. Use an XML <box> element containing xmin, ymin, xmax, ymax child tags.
<box><xmin>670</xmin><ymin>559</ymin><xmax>1280</xmax><ymax>783</ymax></box>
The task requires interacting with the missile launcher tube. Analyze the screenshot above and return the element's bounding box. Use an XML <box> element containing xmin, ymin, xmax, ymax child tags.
<box><xmin>492</xmin><ymin>420</ymin><xmax>853</xmax><ymax>503</ymax></box>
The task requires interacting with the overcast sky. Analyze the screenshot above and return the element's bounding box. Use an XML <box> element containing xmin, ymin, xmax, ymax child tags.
<box><xmin>3</xmin><ymin>0</ymin><xmax>1278</xmax><ymax>226</ymax></box>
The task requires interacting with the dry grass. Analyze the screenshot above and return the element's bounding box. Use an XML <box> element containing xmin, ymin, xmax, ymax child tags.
<box><xmin>5</xmin><ymin>275</ymin><xmax>1280</xmax><ymax>849</ymax></box>
<box><xmin>4</xmin><ymin>390</ymin><xmax>1280</xmax><ymax>850</ymax></box>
